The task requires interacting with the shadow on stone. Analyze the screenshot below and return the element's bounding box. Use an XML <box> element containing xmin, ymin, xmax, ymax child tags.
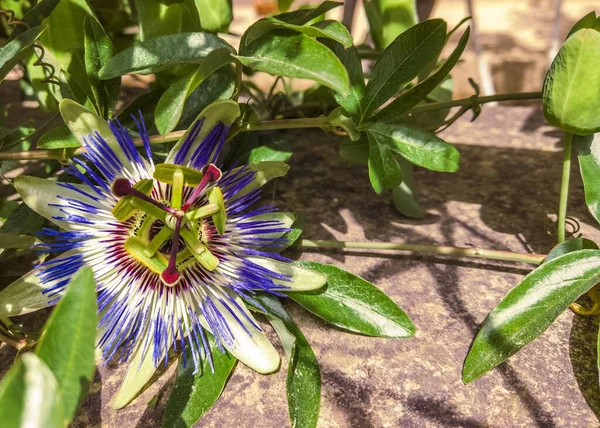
<box><xmin>569</xmin><ymin>312</ymin><xmax>600</xmax><ymax>420</ymax></box>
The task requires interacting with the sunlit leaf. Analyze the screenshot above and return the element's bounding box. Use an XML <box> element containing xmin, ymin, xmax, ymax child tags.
<box><xmin>463</xmin><ymin>250</ymin><xmax>600</xmax><ymax>383</ymax></box>
<box><xmin>360</xmin><ymin>19</ymin><xmax>447</xmax><ymax>119</ymax></box>
<box><xmin>0</xmin><ymin>25</ymin><xmax>45</xmax><ymax>83</ymax></box>
<box><xmin>99</xmin><ymin>33</ymin><xmax>234</xmax><ymax>79</ymax></box>
<box><xmin>289</xmin><ymin>261</ymin><xmax>415</xmax><ymax>337</ymax></box>
<box><xmin>543</xmin><ymin>16</ymin><xmax>600</xmax><ymax>135</ymax></box>
<box><xmin>0</xmin><ymin>353</ymin><xmax>63</xmax><ymax>428</ymax></box>
<box><xmin>364</xmin><ymin>122</ymin><xmax>460</xmax><ymax>172</ymax></box>
<box><xmin>155</xmin><ymin>48</ymin><xmax>233</xmax><ymax>134</ymax></box>
<box><xmin>36</xmin><ymin>267</ymin><xmax>97</xmax><ymax>425</ymax></box>
<box><xmin>236</xmin><ymin>31</ymin><xmax>350</xmax><ymax>96</ymax></box>
<box><xmin>257</xmin><ymin>295</ymin><xmax>321</xmax><ymax>428</ymax></box>
<box><xmin>367</xmin><ymin>131</ymin><xmax>402</xmax><ymax>194</ymax></box>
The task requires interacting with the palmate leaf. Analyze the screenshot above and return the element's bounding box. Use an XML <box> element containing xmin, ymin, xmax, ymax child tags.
<box><xmin>257</xmin><ymin>294</ymin><xmax>321</xmax><ymax>428</ymax></box>
<box><xmin>0</xmin><ymin>25</ymin><xmax>46</xmax><ymax>83</ymax></box>
<box><xmin>163</xmin><ymin>336</ymin><xmax>236</xmax><ymax>428</ymax></box>
<box><xmin>374</xmin><ymin>27</ymin><xmax>470</xmax><ymax>123</ymax></box>
<box><xmin>463</xmin><ymin>250</ymin><xmax>600</xmax><ymax>383</ymax></box>
<box><xmin>360</xmin><ymin>19</ymin><xmax>447</xmax><ymax>120</ymax></box>
<box><xmin>35</xmin><ymin>267</ymin><xmax>97</xmax><ymax>425</ymax></box>
<box><xmin>155</xmin><ymin>48</ymin><xmax>233</xmax><ymax>134</ymax></box>
<box><xmin>543</xmin><ymin>13</ymin><xmax>600</xmax><ymax>135</ymax></box>
<box><xmin>363</xmin><ymin>122</ymin><xmax>460</xmax><ymax>172</ymax></box>
<box><xmin>99</xmin><ymin>33</ymin><xmax>234</xmax><ymax>78</ymax></box>
<box><xmin>289</xmin><ymin>261</ymin><xmax>415</xmax><ymax>337</ymax></box>
<box><xmin>0</xmin><ymin>353</ymin><xmax>63</xmax><ymax>428</ymax></box>
<box><xmin>236</xmin><ymin>30</ymin><xmax>350</xmax><ymax>96</ymax></box>
<box><xmin>574</xmin><ymin>132</ymin><xmax>600</xmax><ymax>224</ymax></box>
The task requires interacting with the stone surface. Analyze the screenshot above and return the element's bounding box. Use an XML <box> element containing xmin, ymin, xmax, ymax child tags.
<box><xmin>3</xmin><ymin>105</ymin><xmax>600</xmax><ymax>427</ymax></box>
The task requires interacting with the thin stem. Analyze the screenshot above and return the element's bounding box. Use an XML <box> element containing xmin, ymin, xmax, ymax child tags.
<box><xmin>0</xmin><ymin>333</ymin><xmax>25</xmax><ymax>350</ymax></box>
<box><xmin>299</xmin><ymin>239</ymin><xmax>546</xmax><ymax>265</ymax></box>
<box><xmin>409</xmin><ymin>92</ymin><xmax>542</xmax><ymax>114</ymax></box>
<box><xmin>557</xmin><ymin>132</ymin><xmax>573</xmax><ymax>243</ymax></box>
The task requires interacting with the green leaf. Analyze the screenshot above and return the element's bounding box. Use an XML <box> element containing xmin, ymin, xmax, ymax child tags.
<box><xmin>257</xmin><ymin>295</ymin><xmax>321</xmax><ymax>428</ymax></box>
<box><xmin>364</xmin><ymin>122</ymin><xmax>460</xmax><ymax>172</ymax></box>
<box><xmin>0</xmin><ymin>25</ymin><xmax>46</xmax><ymax>83</ymax></box>
<box><xmin>360</xmin><ymin>19</ymin><xmax>447</xmax><ymax>119</ymax></box>
<box><xmin>375</xmin><ymin>27</ymin><xmax>470</xmax><ymax>122</ymax></box>
<box><xmin>84</xmin><ymin>15</ymin><xmax>120</xmax><ymax>118</ymax></box>
<box><xmin>195</xmin><ymin>0</ymin><xmax>233</xmax><ymax>33</ymax></box>
<box><xmin>545</xmin><ymin>238</ymin><xmax>599</xmax><ymax>262</ymax></box>
<box><xmin>462</xmin><ymin>249</ymin><xmax>600</xmax><ymax>383</ymax></box>
<box><xmin>289</xmin><ymin>261</ymin><xmax>415</xmax><ymax>337</ymax></box>
<box><xmin>274</xmin><ymin>1</ymin><xmax>342</xmax><ymax>25</ymax></box>
<box><xmin>392</xmin><ymin>159</ymin><xmax>425</xmax><ymax>218</ymax></box>
<box><xmin>367</xmin><ymin>131</ymin><xmax>403</xmax><ymax>194</ymax></box>
<box><xmin>163</xmin><ymin>336</ymin><xmax>236</xmax><ymax>428</ymax></box>
<box><xmin>0</xmin><ymin>353</ymin><xmax>63</xmax><ymax>428</ymax></box>
<box><xmin>179</xmin><ymin>66</ymin><xmax>236</xmax><ymax>129</ymax></box>
<box><xmin>543</xmin><ymin>22</ymin><xmax>600</xmax><ymax>135</ymax></box>
<box><xmin>36</xmin><ymin>267</ymin><xmax>97</xmax><ymax>425</ymax></box>
<box><xmin>243</xmin><ymin>18</ymin><xmax>352</xmax><ymax>48</ymax></box>
<box><xmin>236</xmin><ymin>31</ymin><xmax>350</xmax><ymax>96</ymax></box>
<box><xmin>248</xmin><ymin>139</ymin><xmax>293</xmax><ymax>163</ymax></box>
<box><xmin>155</xmin><ymin>48</ymin><xmax>233</xmax><ymax>134</ymax></box>
<box><xmin>0</xmin><ymin>232</ymin><xmax>38</xmax><ymax>249</ymax></box>
<box><xmin>99</xmin><ymin>33</ymin><xmax>234</xmax><ymax>79</ymax></box>
<box><xmin>37</xmin><ymin>124</ymin><xmax>81</xmax><ymax>149</ymax></box>
<box><xmin>19</xmin><ymin>0</ymin><xmax>61</xmax><ymax>31</ymax></box>
<box><xmin>0</xmin><ymin>203</ymin><xmax>46</xmax><ymax>237</ymax></box>
<box><xmin>278</xmin><ymin>0</ymin><xmax>294</xmax><ymax>12</ymax></box>
<box><xmin>320</xmin><ymin>39</ymin><xmax>365</xmax><ymax>118</ymax></box>
<box><xmin>40</xmin><ymin>0</ymin><xmax>96</xmax><ymax>100</ymax></box>
<box><xmin>574</xmin><ymin>132</ymin><xmax>600</xmax><ymax>224</ymax></box>
<box><xmin>363</xmin><ymin>0</ymin><xmax>418</xmax><ymax>50</ymax></box>
<box><xmin>147</xmin><ymin>3</ymin><xmax>196</xmax><ymax>38</ymax></box>
<box><xmin>339</xmin><ymin>134</ymin><xmax>369</xmax><ymax>165</ymax></box>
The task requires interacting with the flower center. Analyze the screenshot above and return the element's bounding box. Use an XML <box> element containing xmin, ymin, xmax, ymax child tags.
<box><xmin>112</xmin><ymin>164</ymin><xmax>224</xmax><ymax>286</ymax></box>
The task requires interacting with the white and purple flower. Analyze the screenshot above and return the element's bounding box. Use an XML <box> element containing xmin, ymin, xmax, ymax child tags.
<box><xmin>1</xmin><ymin>100</ymin><xmax>326</xmax><ymax>394</ymax></box>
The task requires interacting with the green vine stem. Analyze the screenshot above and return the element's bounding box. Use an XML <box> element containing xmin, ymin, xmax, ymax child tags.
<box><xmin>0</xmin><ymin>92</ymin><xmax>543</xmax><ymax>161</ymax></box>
<box><xmin>557</xmin><ymin>132</ymin><xmax>573</xmax><ymax>243</ymax></box>
<box><xmin>408</xmin><ymin>91</ymin><xmax>542</xmax><ymax>114</ymax></box>
<box><xmin>299</xmin><ymin>239</ymin><xmax>545</xmax><ymax>265</ymax></box>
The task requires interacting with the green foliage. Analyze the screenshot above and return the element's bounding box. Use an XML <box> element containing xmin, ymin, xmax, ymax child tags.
<box><xmin>363</xmin><ymin>0</ymin><xmax>417</xmax><ymax>50</ymax></box>
<box><xmin>237</xmin><ymin>31</ymin><xmax>350</xmax><ymax>96</ymax></box>
<box><xmin>0</xmin><ymin>353</ymin><xmax>63</xmax><ymax>428</ymax></box>
<box><xmin>463</xmin><ymin>250</ymin><xmax>600</xmax><ymax>383</ymax></box>
<box><xmin>543</xmin><ymin>12</ymin><xmax>600</xmax><ymax>135</ymax></box>
<box><xmin>574</xmin><ymin>132</ymin><xmax>600</xmax><ymax>223</ymax></box>
<box><xmin>258</xmin><ymin>295</ymin><xmax>321</xmax><ymax>428</ymax></box>
<box><xmin>36</xmin><ymin>267</ymin><xmax>97</xmax><ymax>425</ymax></box>
<box><xmin>99</xmin><ymin>33</ymin><xmax>234</xmax><ymax>78</ymax></box>
<box><xmin>289</xmin><ymin>261</ymin><xmax>415</xmax><ymax>337</ymax></box>
<box><xmin>360</xmin><ymin>19</ymin><xmax>447</xmax><ymax>119</ymax></box>
<box><xmin>163</xmin><ymin>336</ymin><xmax>236</xmax><ymax>428</ymax></box>
<box><xmin>0</xmin><ymin>25</ymin><xmax>45</xmax><ymax>82</ymax></box>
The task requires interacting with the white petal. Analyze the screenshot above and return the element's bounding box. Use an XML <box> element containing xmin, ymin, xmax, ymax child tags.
<box><xmin>247</xmin><ymin>257</ymin><xmax>327</xmax><ymax>291</ymax></box>
<box><xmin>110</xmin><ymin>337</ymin><xmax>158</xmax><ymax>409</ymax></box>
<box><xmin>60</xmin><ymin>99</ymin><xmax>137</xmax><ymax>176</ymax></box>
<box><xmin>239</xmin><ymin>212</ymin><xmax>295</xmax><ymax>245</ymax></box>
<box><xmin>0</xmin><ymin>250</ymin><xmax>80</xmax><ymax>317</ymax></box>
<box><xmin>206</xmin><ymin>293</ymin><xmax>280</xmax><ymax>374</ymax></box>
<box><xmin>15</xmin><ymin>176</ymin><xmax>108</xmax><ymax>230</ymax></box>
<box><xmin>228</xmin><ymin>162</ymin><xmax>290</xmax><ymax>202</ymax></box>
<box><xmin>165</xmin><ymin>100</ymin><xmax>240</xmax><ymax>165</ymax></box>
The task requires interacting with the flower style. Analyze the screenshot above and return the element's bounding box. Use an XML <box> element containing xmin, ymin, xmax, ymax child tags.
<box><xmin>1</xmin><ymin>100</ymin><xmax>326</xmax><ymax>390</ymax></box>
